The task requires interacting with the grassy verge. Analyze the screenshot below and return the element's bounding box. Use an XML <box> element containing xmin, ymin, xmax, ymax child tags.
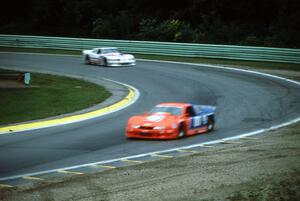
<box><xmin>137</xmin><ymin>54</ymin><xmax>300</xmax><ymax>71</ymax></box>
<box><xmin>0</xmin><ymin>72</ymin><xmax>111</xmax><ymax>125</ymax></box>
<box><xmin>0</xmin><ymin>47</ymin><xmax>81</xmax><ymax>56</ymax></box>
<box><xmin>1</xmin><ymin>47</ymin><xmax>299</xmax><ymax>71</ymax></box>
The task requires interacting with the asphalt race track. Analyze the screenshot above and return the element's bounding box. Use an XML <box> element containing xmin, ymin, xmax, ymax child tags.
<box><xmin>0</xmin><ymin>52</ymin><xmax>300</xmax><ymax>179</ymax></box>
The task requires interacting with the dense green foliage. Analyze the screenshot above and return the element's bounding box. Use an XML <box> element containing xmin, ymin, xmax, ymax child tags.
<box><xmin>1</xmin><ymin>0</ymin><xmax>299</xmax><ymax>48</ymax></box>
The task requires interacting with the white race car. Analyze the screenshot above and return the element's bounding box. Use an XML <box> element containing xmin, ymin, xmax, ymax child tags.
<box><xmin>82</xmin><ymin>47</ymin><xmax>136</xmax><ymax>66</ymax></box>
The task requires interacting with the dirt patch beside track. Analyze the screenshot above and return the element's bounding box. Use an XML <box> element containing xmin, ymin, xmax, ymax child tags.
<box><xmin>0</xmin><ymin>80</ymin><xmax>27</xmax><ymax>88</ymax></box>
<box><xmin>1</xmin><ymin>122</ymin><xmax>299</xmax><ymax>201</ymax></box>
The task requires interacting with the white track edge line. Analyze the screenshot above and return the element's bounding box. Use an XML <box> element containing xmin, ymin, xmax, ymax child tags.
<box><xmin>0</xmin><ymin>57</ymin><xmax>299</xmax><ymax>181</ymax></box>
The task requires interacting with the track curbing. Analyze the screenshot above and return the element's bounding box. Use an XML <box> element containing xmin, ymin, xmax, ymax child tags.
<box><xmin>0</xmin><ymin>78</ymin><xmax>139</xmax><ymax>134</ymax></box>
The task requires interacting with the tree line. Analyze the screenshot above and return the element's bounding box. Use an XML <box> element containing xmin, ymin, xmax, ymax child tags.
<box><xmin>1</xmin><ymin>0</ymin><xmax>299</xmax><ymax>48</ymax></box>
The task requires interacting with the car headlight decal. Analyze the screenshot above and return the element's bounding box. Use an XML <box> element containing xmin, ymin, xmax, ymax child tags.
<box><xmin>153</xmin><ymin>126</ymin><xmax>165</xmax><ymax>130</ymax></box>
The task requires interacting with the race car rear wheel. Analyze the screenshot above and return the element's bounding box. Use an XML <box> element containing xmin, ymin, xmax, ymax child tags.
<box><xmin>178</xmin><ymin>123</ymin><xmax>186</xmax><ymax>138</ymax></box>
<box><xmin>207</xmin><ymin>116</ymin><xmax>215</xmax><ymax>132</ymax></box>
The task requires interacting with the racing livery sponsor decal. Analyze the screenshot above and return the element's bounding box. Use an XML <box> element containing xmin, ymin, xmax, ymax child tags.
<box><xmin>146</xmin><ymin>115</ymin><xmax>165</xmax><ymax>122</ymax></box>
<box><xmin>191</xmin><ymin>115</ymin><xmax>208</xmax><ymax>129</ymax></box>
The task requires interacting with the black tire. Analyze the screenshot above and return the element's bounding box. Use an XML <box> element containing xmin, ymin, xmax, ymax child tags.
<box><xmin>207</xmin><ymin>116</ymin><xmax>215</xmax><ymax>132</ymax></box>
<box><xmin>85</xmin><ymin>55</ymin><xmax>91</xmax><ymax>65</ymax></box>
<box><xmin>178</xmin><ymin>123</ymin><xmax>186</xmax><ymax>138</ymax></box>
<box><xmin>103</xmin><ymin>58</ymin><xmax>108</xmax><ymax>66</ymax></box>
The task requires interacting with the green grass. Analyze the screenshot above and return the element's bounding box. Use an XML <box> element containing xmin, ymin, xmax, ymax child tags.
<box><xmin>1</xmin><ymin>46</ymin><xmax>299</xmax><ymax>71</ymax></box>
<box><xmin>136</xmin><ymin>54</ymin><xmax>300</xmax><ymax>71</ymax></box>
<box><xmin>0</xmin><ymin>46</ymin><xmax>81</xmax><ymax>55</ymax></box>
<box><xmin>0</xmin><ymin>72</ymin><xmax>111</xmax><ymax>125</ymax></box>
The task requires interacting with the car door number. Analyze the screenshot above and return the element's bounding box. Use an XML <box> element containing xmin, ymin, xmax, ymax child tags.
<box><xmin>192</xmin><ymin>116</ymin><xmax>208</xmax><ymax>128</ymax></box>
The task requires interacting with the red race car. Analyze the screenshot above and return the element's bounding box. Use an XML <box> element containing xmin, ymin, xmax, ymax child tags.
<box><xmin>126</xmin><ymin>102</ymin><xmax>216</xmax><ymax>140</ymax></box>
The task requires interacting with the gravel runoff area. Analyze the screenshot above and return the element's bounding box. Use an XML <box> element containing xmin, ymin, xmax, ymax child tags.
<box><xmin>0</xmin><ymin>69</ymin><xmax>299</xmax><ymax>201</ymax></box>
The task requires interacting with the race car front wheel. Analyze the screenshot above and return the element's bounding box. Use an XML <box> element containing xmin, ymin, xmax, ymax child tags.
<box><xmin>178</xmin><ymin>123</ymin><xmax>186</xmax><ymax>138</ymax></box>
<box><xmin>85</xmin><ymin>56</ymin><xmax>91</xmax><ymax>65</ymax></box>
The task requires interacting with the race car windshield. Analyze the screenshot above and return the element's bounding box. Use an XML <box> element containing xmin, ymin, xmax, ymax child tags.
<box><xmin>102</xmin><ymin>49</ymin><xmax>120</xmax><ymax>54</ymax></box>
<box><xmin>149</xmin><ymin>106</ymin><xmax>183</xmax><ymax>116</ymax></box>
